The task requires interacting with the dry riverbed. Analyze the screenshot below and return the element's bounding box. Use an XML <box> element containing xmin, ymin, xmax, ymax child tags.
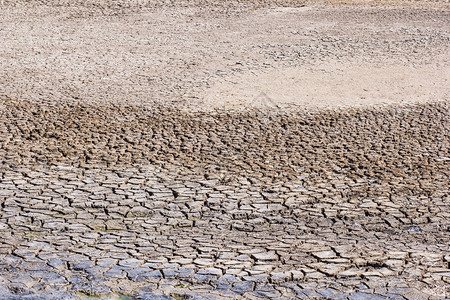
<box><xmin>0</xmin><ymin>0</ymin><xmax>449</xmax><ymax>299</ymax></box>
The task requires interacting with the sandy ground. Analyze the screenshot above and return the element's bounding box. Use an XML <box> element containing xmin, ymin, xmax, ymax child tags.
<box><xmin>0</xmin><ymin>0</ymin><xmax>449</xmax><ymax>110</ymax></box>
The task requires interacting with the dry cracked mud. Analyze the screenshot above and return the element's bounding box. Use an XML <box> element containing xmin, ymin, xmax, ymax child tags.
<box><xmin>0</xmin><ymin>0</ymin><xmax>449</xmax><ymax>299</ymax></box>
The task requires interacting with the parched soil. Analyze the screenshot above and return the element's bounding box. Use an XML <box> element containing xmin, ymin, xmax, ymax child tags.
<box><xmin>0</xmin><ymin>98</ymin><xmax>449</xmax><ymax>299</ymax></box>
<box><xmin>1</xmin><ymin>98</ymin><xmax>449</xmax><ymax>182</ymax></box>
<box><xmin>1</xmin><ymin>0</ymin><xmax>449</xmax><ymax>109</ymax></box>
<box><xmin>0</xmin><ymin>0</ymin><xmax>449</xmax><ymax>299</ymax></box>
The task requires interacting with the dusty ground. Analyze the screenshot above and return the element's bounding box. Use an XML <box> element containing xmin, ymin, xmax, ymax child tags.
<box><xmin>0</xmin><ymin>0</ymin><xmax>449</xmax><ymax>109</ymax></box>
<box><xmin>0</xmin><ymin>0</ymin><xmax>449</xmax><ymax>299</ymax></box>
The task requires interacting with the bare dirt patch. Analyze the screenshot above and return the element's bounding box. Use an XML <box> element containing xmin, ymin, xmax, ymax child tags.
<box><xmin>0</xmin><ymin>0</ymin><xmax>448</xmax><ymax>109</ymax></box>
<box><xmin>202</xmin><ymin>63</ymin><xmax>449</xmax><ymax>110</ymax></box>
<box><xmin>0</xmin><ymin>1</ymin><xmax>449</xmax><ymax>299</ymax></box>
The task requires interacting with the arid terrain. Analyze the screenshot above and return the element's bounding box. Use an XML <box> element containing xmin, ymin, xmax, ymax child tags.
<box><xmin>0</xmin><ymin>0</ymin><xmax>449</xmax><ymax>299</ymax></box>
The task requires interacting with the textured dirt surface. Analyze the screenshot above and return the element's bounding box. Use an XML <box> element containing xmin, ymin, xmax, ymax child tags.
<box><xmin>1</xmin><ymin>99</ymin><xmax>449</xmax><ymax>299</ymax></box>
<box><xmin>1</xmin><ymin>0</ymin><xmax>449</xmax><ymax>109</ymax></box>
<box><xmin>0</xmin><ymin>0</ymin><xmax>449</xmax><ymax>299</ymax></box>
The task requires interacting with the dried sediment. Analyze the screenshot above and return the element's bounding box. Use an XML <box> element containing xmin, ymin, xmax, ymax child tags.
<box><xmin>0</xmin><ymin>100</ymin><xmax>449</xmax><ymax>298</ymax></box>
<box><xmin>0</xmin><ymin>0</ymin><xmax>449</xmax><ymax>298</ymax></box>
<box><xmin>1</xmin><ymin>98</ymin><xmax>448</xmax><ymax>183</ymax></box>
<box><xmin>1</xmin><ymin>0</ymin><xmax>449</xmax><ymax>109</ymax></box>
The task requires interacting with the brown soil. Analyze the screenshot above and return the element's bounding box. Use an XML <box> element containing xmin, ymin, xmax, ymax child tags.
<box><xmin>0</xmin><ymin>0</ymin><xmax>449</xmax><ymax>298</ymax></box>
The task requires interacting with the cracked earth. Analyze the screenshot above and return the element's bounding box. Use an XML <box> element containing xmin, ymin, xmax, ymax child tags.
<box><xmin>0</xmin><ymin>0</ymin><xmax>449</xmax><ymax>299</ymax></box>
